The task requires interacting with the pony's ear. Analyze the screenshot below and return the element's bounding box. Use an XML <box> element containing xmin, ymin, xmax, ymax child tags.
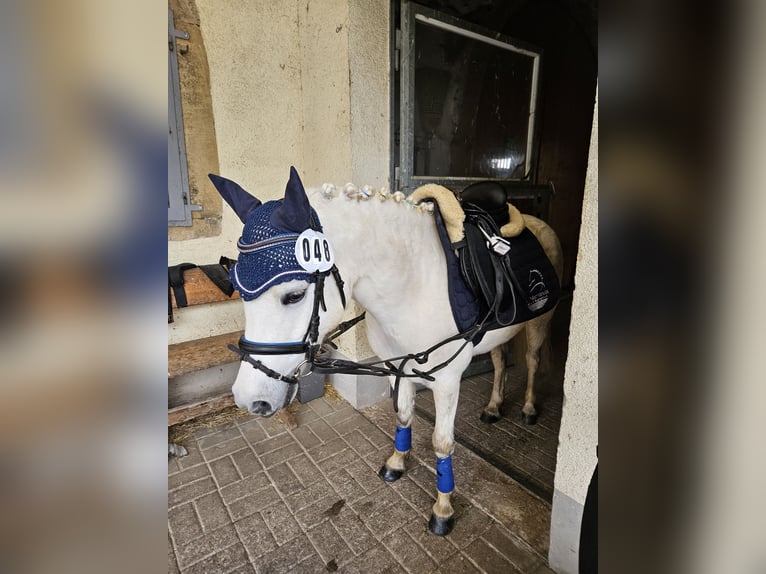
<box><xmin>208</xmin><ymin>174</ymin><xmax>262</xmax><ymax>223</ymax></box>
<box><xmin>271</xmin><ymin>166</ymin><xmax>312</xmax><ymax>232</ymax></box>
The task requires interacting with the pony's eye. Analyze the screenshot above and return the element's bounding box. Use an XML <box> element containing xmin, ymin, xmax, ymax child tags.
<box><xmin>281</xmin><ymin>290</ymin><xmax>307</xmax><ymax>305</ymax></box>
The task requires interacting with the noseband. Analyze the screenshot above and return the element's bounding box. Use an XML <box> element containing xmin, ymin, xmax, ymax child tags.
<box><xmin>227</xmin><ymin>267</ymin><xmax>347</xmax><ymax>385</ymax></box>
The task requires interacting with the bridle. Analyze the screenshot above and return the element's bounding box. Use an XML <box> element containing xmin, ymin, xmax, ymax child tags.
<box><xmin>227</xmin><ymin>267</ymin><xmax>347</xmax><ymax>386</ymax></box>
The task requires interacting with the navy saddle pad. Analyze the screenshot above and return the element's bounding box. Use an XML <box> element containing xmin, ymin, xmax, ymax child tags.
<box><xmin>431</xmin><ymin>202</ymin><xmax>560</xmax><ymax>341</ymax></box>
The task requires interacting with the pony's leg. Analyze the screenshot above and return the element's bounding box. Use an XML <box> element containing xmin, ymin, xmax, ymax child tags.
<box><xmin>521</xmin><ymin>313</ymin><xmax>553</xmax><ymax>425</ymax></box>
<box><xmin>480</xmin><ymin>345</ymin><xmax>506</xmax><ymax>424</ymax></box>
<box><xmin>378</xmin><ymin>377</ymin><xmax>416</xmax><ymax>483</ymax></box>
<box><xmin>428</xmin><ymin>380</ymin><xmax>460</xmax><ymax>536</ymax></box>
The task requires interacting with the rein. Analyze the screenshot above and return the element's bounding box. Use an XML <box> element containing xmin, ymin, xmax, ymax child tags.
<box><xmin>312</xmin><ymin>307</ymin><xmax>495</xmax><ymax>412</ymax></box>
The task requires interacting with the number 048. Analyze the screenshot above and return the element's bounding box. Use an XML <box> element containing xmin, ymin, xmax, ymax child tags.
<box><xmin>295</xmin><ymin>230</ymin><xmax>335</xmax><ymax>273</ymax></box>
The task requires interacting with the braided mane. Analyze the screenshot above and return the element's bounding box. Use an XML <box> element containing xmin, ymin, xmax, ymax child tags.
<box><xmin>313</xmin><ymin>182</ymin><xmax>435</xmax><ymax>215</ymax></box>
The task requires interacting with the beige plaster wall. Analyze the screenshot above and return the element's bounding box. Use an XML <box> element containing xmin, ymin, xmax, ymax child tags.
<box><xmin>297</xmin><ymin>0</ymin><xmax>390</xmax><ymax>190</ymax></box>
<box><xmin>554</xmin><ymin>89</ymin><xmax>598</xmax><ymax>505</ymax></box>
<box><xmin>169</xmin><ymin>0</ymin><xmax>304</xmax><ymax>269</ymax></box>
<box><xmin>349</xmin><ymin>0</ymin><xmax>391</xmax><ymax>188</ymax></box>
<box><xmin>169</xmin><ymin>1</ymin><xmax>389</xmax><ymax>354</ymax></box>
<box><xmin>298</xmin><ymin>0</ymin><xmax>353</xmax><ymax>184</ymax></box>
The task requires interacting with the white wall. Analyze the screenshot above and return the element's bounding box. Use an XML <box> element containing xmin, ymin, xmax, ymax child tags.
<box><xmin>549</xmin><ymin>87</ymin><xmax>598</xmax><ymax>573</ymax></box>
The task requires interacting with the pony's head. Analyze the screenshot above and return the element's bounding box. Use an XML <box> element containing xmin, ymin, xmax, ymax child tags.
<box><xmin>209</xmin><ymin>167</ymin><xmax>342</xmax><ymax>416</ymax></box>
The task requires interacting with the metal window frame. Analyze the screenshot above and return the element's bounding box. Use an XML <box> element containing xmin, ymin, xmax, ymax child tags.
<box><xmin>399</xmin><ymin>1</ymin><xmax>544</xmax><ymax>195</ymax></box>
<box><xmin>168</xmin><ymin>9</ymin><xmax>199</xmax><ymax>227</ymax></box>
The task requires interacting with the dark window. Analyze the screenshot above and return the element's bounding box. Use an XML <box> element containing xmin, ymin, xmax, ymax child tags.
<box><xmin>399</xmin><ymin>3</ymin><xmax>542</xmax><ymax>193</ymax></box>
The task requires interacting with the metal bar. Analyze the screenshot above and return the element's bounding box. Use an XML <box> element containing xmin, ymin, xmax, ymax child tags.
<box><xmin>414</xmin><ymin>13</ymin><xmax>539</xmax><ymax>58</ymax></box>
<box><xmin>412</xmin><ymin>176</ymin><xmax>545</xmax><ymax>182</ymax></box>
<box><xmin>525</xmin><ymin>55</ymin><xmax>540</xmax><ymax>178</ymax></box>
<box><xmin>400</xmin><ymin>1</ymin><xmax>415</xmax><ymax>193</ymax></box>
<box><xmin>389</xmin><ymin>1</ymin><xmax>398</xmax><ymax>191</ymax></box>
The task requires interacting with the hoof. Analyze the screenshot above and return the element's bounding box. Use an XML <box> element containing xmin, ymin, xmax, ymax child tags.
<box><xmin>378</xmin><ymin>465</ymin><xmax>403</xmax><ymax>483</ymax></box>
<box><xmin>521</xmin><ymin>412</ymin><xmax>538</xmax><ymax>425</ymax></box>
<box><xmin>480</xmin><ymin>411</ymin><xmax>500</xmax><ymax>424</ymax></box>
<box><xmin>479</xmin><ymin>411</ymin><xmax>500</xmax><ymax>425</ymax></box>
<box><xmin>428</xmin><ymin>513</ymin><xmax>455</xmax><ymax>536</ymax></box>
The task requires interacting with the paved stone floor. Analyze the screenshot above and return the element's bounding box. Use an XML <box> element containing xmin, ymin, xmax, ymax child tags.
<box><xmin>168</xmin><ymin>392</ymin><xmax>556</xmax><ymax>573</ymax></box>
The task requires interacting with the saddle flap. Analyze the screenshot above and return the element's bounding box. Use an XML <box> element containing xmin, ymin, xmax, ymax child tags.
<box><xmin>460</xmin><ymin>221</ymin><xmax>497</xmax><ymax>309</ymax></box>
<box><xmin>455</xmin><ymin>208</ymin><xmax>560</xmax><ymax>328</ymax></box>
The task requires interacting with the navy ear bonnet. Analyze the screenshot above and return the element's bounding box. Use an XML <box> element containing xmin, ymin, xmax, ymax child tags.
<box><xmin>232</xmin><ymin>200</ymin><xmax>322</xmax><ymax>300</ymax></box>
<box><xmin>208</xmin><ymin>167</ymin><xmax>322</xmax><ymax>301</ymax></box>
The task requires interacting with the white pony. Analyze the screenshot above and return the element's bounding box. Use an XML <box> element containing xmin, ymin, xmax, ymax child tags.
<box><xmin>209</xmin><ymin>168</ymin><xmax>562</xmax><ymax>535</ymax></box>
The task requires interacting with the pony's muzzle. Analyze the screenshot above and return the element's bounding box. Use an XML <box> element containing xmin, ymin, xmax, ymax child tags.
<box><xmin>249</xmin><ymin>400</ymin><xmax>274</xmax><ymax>416</ymax></box>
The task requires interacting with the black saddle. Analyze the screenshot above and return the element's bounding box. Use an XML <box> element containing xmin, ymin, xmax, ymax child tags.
<box><xmin>454</xmin><ymin>201</ymin><xmax>559</xmax><ymax>330</ymax></box>
<box><xmin>459</xmin><ymin>181</ymin><xmax>510</xmax><ymax>228</ymax></box>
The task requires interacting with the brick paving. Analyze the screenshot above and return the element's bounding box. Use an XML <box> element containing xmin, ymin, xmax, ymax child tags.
<box><xmin>169</xmin><ymin>392</ymin><xmax>557</xmax><ymax>573</ymax></box>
